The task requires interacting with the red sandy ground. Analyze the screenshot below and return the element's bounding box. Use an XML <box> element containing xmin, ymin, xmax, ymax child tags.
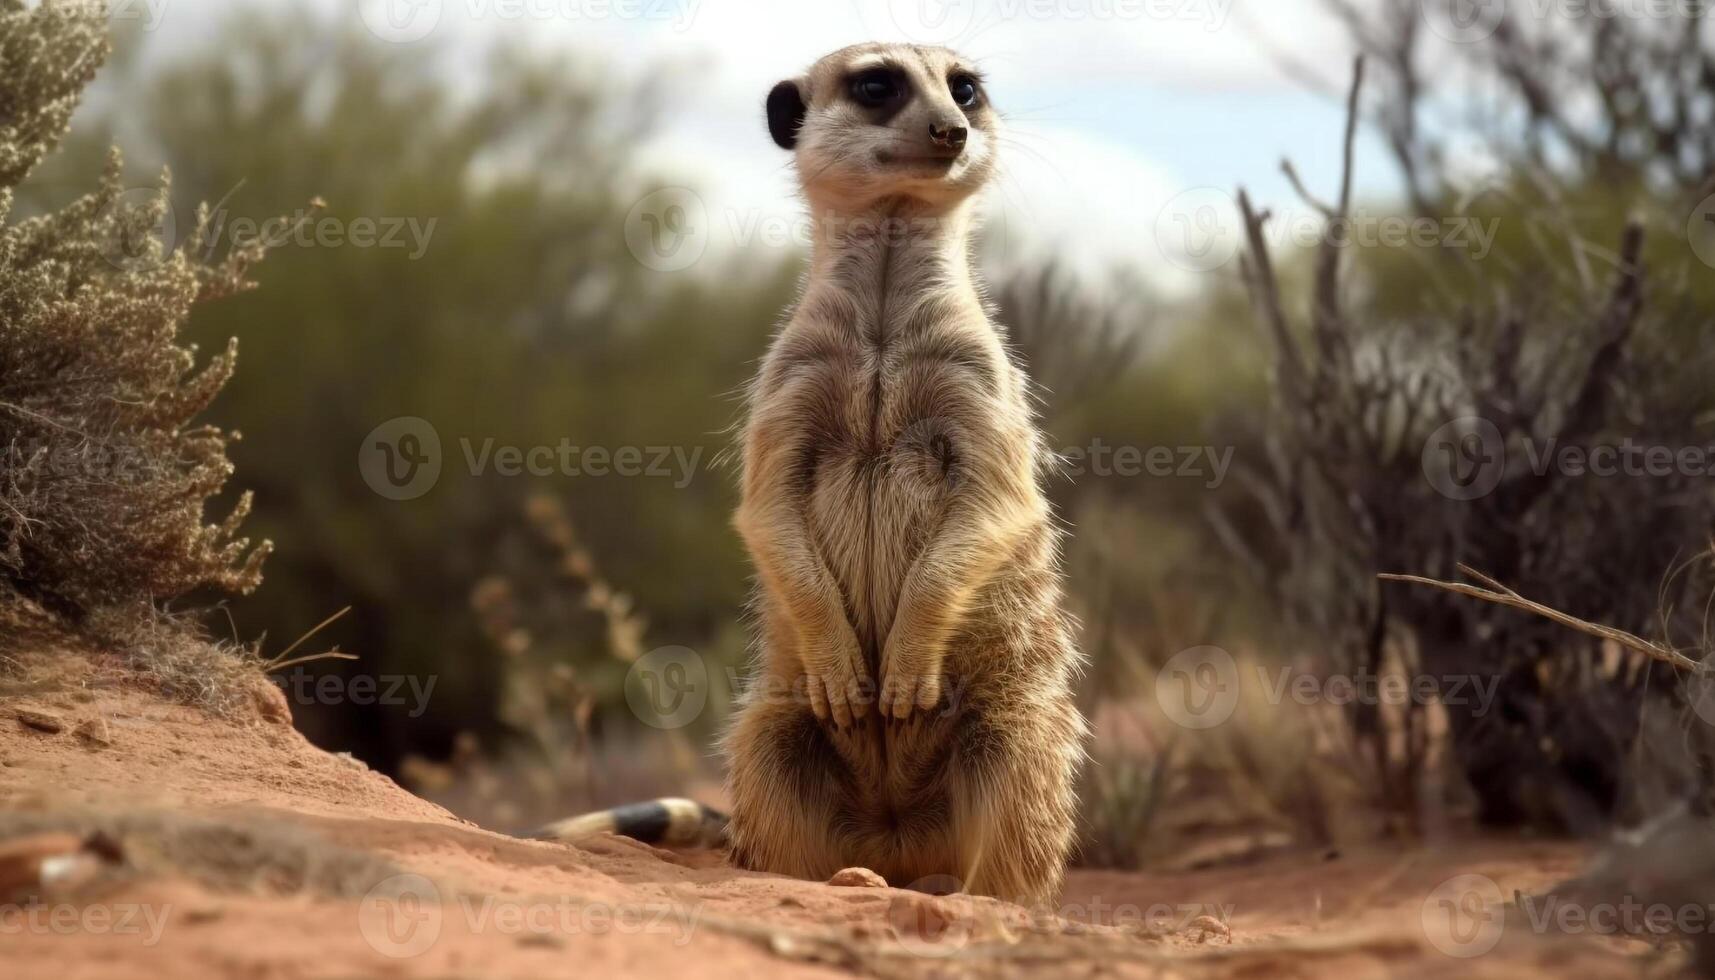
<box><xmin>0</xmin><ymin>655</ymin><xmax>1664</xmax><ymax>979</ymax></box>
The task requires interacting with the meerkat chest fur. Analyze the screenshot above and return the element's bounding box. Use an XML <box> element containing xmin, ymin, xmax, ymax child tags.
<box><xmin>765</xmin><ymin>208</ymin><xmax>1032</xmax><ymax>661</ymax></box>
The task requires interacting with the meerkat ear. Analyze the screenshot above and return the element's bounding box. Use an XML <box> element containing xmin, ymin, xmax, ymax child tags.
<box><xmin>766</xmin><ymin>80</ymin><xmax>806</xmax><ymax>150</ymax></box>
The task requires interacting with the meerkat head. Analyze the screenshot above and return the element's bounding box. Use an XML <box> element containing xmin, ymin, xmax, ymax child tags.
<box><xmin>766</xmin><ymin>43</ymin><xmax>998</xmax><ymax>213</ymax></box>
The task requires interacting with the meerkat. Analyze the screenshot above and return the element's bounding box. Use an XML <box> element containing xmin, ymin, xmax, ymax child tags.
<box><xmin>719</xmin><ymin>42</ymin><xmax>1088</xmax><ymax>908</ymax></box>
<box><xmin>533</xmin><ymin>43</ymin><xmax>1086</xmax><ymax>909</ymax></box>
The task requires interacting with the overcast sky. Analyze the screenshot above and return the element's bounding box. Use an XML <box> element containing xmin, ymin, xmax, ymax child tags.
<box><xmin>112</xmin><ymin>0</ymin><xmax>1422</xmax><ymax>291</ymax></box>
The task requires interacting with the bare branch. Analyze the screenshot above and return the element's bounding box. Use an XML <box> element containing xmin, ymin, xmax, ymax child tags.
<box><xmin>1378</xmin><ymin>571</ymin><xmax>1700</xmax><ymax>673</ymax></box>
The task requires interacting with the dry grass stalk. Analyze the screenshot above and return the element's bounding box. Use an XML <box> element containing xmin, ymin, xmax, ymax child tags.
<box><xmin>1379</xmin><ymin>564</ymin><xmax>1700</xmax><ymax>673</ymax></box>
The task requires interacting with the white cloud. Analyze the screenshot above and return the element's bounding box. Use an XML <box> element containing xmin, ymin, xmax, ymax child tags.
<box><xmin>979</xmin><ymin>124</ymin><xmax>1195</xmax><ymax>292</ymax></box>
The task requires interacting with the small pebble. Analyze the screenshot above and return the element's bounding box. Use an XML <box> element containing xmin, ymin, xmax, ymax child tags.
<box><xmin>827</xmin><ymin>867</ymin><xmax>887</xmax><ymax>888</ymax></box>
<box><xmin>15</xmin><ymin>709</ymin><xmax>65</xmax><ymax>734</ymax></box>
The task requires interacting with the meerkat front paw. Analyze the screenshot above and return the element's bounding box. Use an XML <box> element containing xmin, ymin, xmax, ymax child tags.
<box><xmin>878</xmin><ymin>671</ymin><xmax>941</xmax><ymax>720</ymax></box>
<box><xmin>877</xmin><ymin>642</ymin><xmax>944</xmax><ymax>720</ymax></box>
<box><xmin>803</xmin><ymin>630</ymin><xmax>873</xmax><ymax>728</ymax></box>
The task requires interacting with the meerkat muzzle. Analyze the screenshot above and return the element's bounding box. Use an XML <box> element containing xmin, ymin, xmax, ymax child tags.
<box><xmin>928</xmin><ymin>122</ymin><xmax>967</xmax><ymax>151</ymax></box>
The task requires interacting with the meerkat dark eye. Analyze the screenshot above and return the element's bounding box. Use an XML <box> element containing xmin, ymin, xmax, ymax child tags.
<box><xmin>849</xmin><ymin>69</ymin><xmax>902</xmax><ymax>108</ymax></box>
<box><xmin>949</xmin><ymin>75</ymin><xmax>980</xmax><ymax>109</ymax></box>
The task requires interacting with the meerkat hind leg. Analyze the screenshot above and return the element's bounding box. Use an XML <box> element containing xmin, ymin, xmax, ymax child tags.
<box><xmin>725</xmin><ymin>694</ymin><xmax>865</xmax><ymax>881</ymax></box>
<box><xmin>944</xmin><ymin>707</ymin><xmax>1080</xmax><ymax>909</ymax></box>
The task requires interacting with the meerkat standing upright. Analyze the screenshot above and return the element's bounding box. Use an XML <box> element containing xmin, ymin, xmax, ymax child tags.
<box><xmin>722</xmin><ymin>43</ymin><xmax>1088</xmax><ymax>908</ymax></box>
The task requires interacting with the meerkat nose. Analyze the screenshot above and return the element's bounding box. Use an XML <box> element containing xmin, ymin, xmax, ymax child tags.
<box><xmin>928</xmin><ymin>122</ymin><xmax>968</xmax><ymax>152</ymax></box>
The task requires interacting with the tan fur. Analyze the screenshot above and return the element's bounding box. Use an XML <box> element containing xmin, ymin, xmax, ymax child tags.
<box><xmin>722</xmin><ymin>43</ymin><xmax>1088</xmax><ymax>909</ymax></box>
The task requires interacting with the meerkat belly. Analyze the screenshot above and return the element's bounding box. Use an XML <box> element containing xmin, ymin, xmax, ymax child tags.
<box><xmin>801</xmin><ymin>352</ymin><xmax>984</xmax><ymax>667</ymax></box>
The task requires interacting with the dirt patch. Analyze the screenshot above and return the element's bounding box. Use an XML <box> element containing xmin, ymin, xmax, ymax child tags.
<box><xmin>0</xmin><ymin>652</ymin><xmax>1673</xmax><ymax>978</ymax></box>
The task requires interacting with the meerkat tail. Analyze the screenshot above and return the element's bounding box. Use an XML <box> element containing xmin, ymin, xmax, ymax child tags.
<box><xmin>530</xmin><ymin>798</ymin><xmax>729</xmax><ymax>848</ymax></box>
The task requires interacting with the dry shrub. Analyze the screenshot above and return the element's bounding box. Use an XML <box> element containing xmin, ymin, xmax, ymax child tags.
<box><xmin>1</xmin><ymin>2</ymin><xmax>274</xmax><ymax>690</ymax></box>
<box><xmin>1214</xmin><ymin>52</ymin><xmax>1715</xmax><ymax>832</ymax></box>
